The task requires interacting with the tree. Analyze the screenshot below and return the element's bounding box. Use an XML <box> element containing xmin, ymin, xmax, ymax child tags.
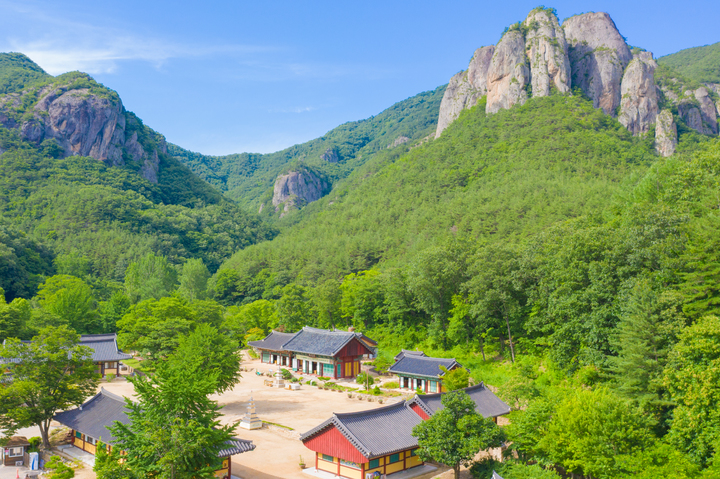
<box><xmin>413</xmin><ymin>390</ymin><xmax>505</xmax><ymax>479</ymax></box>
<box><xmin>97</xmin><ymin>292</ymin><xmax>131</xmax><ymax>333</ymax></box>
<box><xmin>124</xmin><ymin>254</ymin><xmax>178</xmax><ymax>303</ymax></box>
<box><xmin>116</xmin><ymin>297</ymin><xmax>195</xmax><ymax>362</ymax></box>
<box><xmin>178</xmin><ymin>258</ymin><xmax>210</xmax><ymax>301</ymax></box>
<box><xmin>109</xmin><ymin>350</ymin><xmax>236</xmax><ymax>479</ymax></box>
<box><xmin>536</xmin><ymin>388</ymin><xmax>650</xmax><ymax>478</ymax></box>
<box><xmin>275</xmin><ymin>283</ymin><xmax>311</xmax><ymax>331</ymax></box>
<box><xmin>223</xmin><ymin>299</ymin><xmax>277</xmax><ymax>346</ymax></box>
<box><xmin>0</xmin><ymin>326</ymin><xmax>99</xmax><ymax>448</ymax></box>
<box><xmin>35</xmin><ymin>275</ymin><xmax>99</xmax><ymax>333</ymax></box>
<box><xmin>664</xmin><ymin>315</ymin><xmax>720</xmax><ymax>466</ymax></box>
<box><xmin>45</xmin><ymin>456</ymin><xmax>75</xmax><ymax>479</ymax></box>
<box><xmin>609</xmin><ymin>281</ymin><xmax>685</xmax><ymax>416</ymax></box>
<box><xmin>0</xmin><ymin>288</ymin><xmax>31</xmax><ymax>342</ymax></box>
<box><xmin>170</xmin><ymin>324</ymin><xmax>241</xmax><ymax>394</ymax></box>
<box><xmin>440</xmin><ymin>366</ymin><xmax>469</xmax><ymax>391</ymax></box>
<box><xmin>94</xmin><ymin>440</ymin><xmax>135</xmax><ymax>479</ymax></box>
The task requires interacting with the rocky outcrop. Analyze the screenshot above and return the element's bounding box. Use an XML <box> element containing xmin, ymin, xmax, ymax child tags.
<box><xmin>486</xmin><ymin>31</ymin><xmax>529</xmax><ymax>114</ymax></box>
<box><xmin>272</xmin><ymin>169</ymin><xmax>329</xmax><ymax>216</ymax></box>
<box><xmin>524</xmin><ymin>9</ymin><xmax>571</xmax><ymax>97</ymax></box>
<box><xmin>435</xmin><ymin>46</ymin><xmax>495</xmax><ymax>137</ymax></box>
<box><xmin>563</xmin><ymin>12</ymin><xmax>632</xmax><ymax>115</ymax></box>
<box><xmin>618</xmin><ymin>52</ymin><xmax>659</xmax><ymax>135</ymax></box>
<box><xmin>678</xmin><ymin>100</ymin><xmax>706</xmax><ymax>134</ymax></box>
<box><xmin>694</xmin><ymin>87</ymin><xmax>718</xmax><ymax>135</ymax></box>
<box><xmin>320</xmin><ymin>148</ymin><xmax>339</xmax><ymax>163</ymax></box>
<box><xmin>655</xmin><ymin>110</ymin><xmax>677</xmax><ymax>157</ymax></box>
<box><xmin>388</xmin><ymin>136</ymin><xmax>410</xmax><ymax>148</ymax></box>
<box><xmin>0</xmin><ymin>80</ymin><xmax>166</xmax><ymax>183</ymax></box>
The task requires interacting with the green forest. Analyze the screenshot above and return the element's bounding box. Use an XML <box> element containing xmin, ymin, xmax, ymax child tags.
<box><xmin>1</xmin><ymin>39</ymin><xmax>720</xmax><ymax>478</ymax></box>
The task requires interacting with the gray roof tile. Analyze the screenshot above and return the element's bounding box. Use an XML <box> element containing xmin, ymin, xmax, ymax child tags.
<box><xmin>53</xmin><ymin>389</ymin><xmax>255</xmax><ymax>457</ymax></box>
<box><xmin>281</xmin><ymin>327</ymin><xmax>368</xmax><ymax>357</ymax></box>
<box><xmin>79</xmin><ymin>334</ymin><xmax>132</xmax><ymax>362</ymax></box>
<box><xmin>388</xmin><ymin>355</ymin><xmax>461</xmax><ymax>379</ymax></box>
<box><xmin>410</xmin><ymin>383</ymin><xmax>511</xmax><ymax>418</ymax></box>
<box><xmin>301</xmin><ymin>402</ymin><xmax>423</xmax><ymax>459</ymax></box>
<box><xmin>247</xmin><ymin>331</ymin><xmax>296</xmax><ymax>351</ymax></box>
<box><xmin>393</xmin><ymin>350</ymin><xmax>427</xmax><ymax>362</ymax></box>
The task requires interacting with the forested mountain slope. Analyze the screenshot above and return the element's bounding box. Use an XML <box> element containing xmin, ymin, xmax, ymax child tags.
<box><xmin>170</xmin><ymin>85</ymin><xmax>445</xmax><ymax>214</ymax></box>
<box><xmin>219</xmin><ymin>95</ymin><xmax>656</xmax><ymax>287</ymax></box>
<box><xmin>659</xmin><ymin>41</ymin><xmax>720</xmax><ymax>84</ymax></box>
<box><xmin>0</xmin><ymin>54</ymin><xmax>276</xmax><ymax>300</ymax></box>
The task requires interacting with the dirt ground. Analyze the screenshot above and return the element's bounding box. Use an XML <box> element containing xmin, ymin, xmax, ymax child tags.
<box><xmin>100</xmin><ymin>355</ymin><xmax>448</xmax><ymax>479</ymax></box>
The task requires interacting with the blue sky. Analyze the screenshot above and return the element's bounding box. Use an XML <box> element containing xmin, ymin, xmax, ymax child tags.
<box><xmin>1</xmin><ymin>0</ymin><xmax>717</xmax><ymax>155</ymax></box>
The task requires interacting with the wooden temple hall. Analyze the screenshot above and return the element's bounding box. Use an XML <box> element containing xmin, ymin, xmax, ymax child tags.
<box><xmin>248</xmin><ymin>327</ymin><xmax>377</xmax><ymax>379</ymax></box>
<box><xmin>301</xmin><ymin>383</ymin><xmax>511</xmax><ymax>479</ymax></box>
<box><xmin>53</xmin><ymin>389</ymin><xmax>255</xmax><ymax>479</ymax></box>
<box><xmin>388</xmin><ymin>350</ymin><xmax>465</xmax><ymax>394</ymax></box>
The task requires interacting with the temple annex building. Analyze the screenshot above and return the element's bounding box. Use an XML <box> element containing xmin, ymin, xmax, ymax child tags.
<box><xmin>300</xmin><ymin>383</ymin><xmax>510</xmax><ymax>479</ymax></box>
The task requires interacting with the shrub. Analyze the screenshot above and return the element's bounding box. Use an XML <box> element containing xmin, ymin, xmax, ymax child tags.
<box><xmin>318</xmin><ymin>376</ymin><xmax>330</xmax><ymax>381</ymax></box>
<box><xmin>281</xmin><ymin>368</ymin><xmax>292</xmax><ymax>380</ymax></box>
<box><xmin>28</xmin><ymin>436</ymin><xmax>41</xmax><ymax>452</ymax></box>
<box><xmin>356</xmin><ymin>372</ymin><xmax>375</xmax><ymax>389</ymax></box>
<box><xmin>105</xmin><ymin>373</ymin><xmax>115</xmax><ymax>382</ymax></box>
<box><xmin>384</xmin><ymin>381</ymin><xmax>399</xmax><ymax>389</ymax></box>
<box><xmin>373</xmin><ymin>386</ymin><xmax>382</xmax><ymax>395</ymax></box>
<box><xmin>247</xmin><ymin>349</ymin><xmax>259</xmax><ymax>359</ymax></box>
<box><xmin>46</xmin><ymin>456</ymin><xmax>74</xmax><ymax>479</ymax></box>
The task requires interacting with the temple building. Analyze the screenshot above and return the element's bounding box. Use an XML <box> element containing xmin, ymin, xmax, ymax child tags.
<box><xmin>388</xmin><ymin>351</ymin><xmax>464</xmax><ymax>393</ymax></box>
<box><xmin>2</xmin><ymin>333</ymin><xmax>132</xmax><ymax>378</ymax></box>
<box><xmin>301</xmin><ymin>383</ymin><xmax>510</xmax><ymax>479</ymax></box>
<box><xmin>53</xmin><ymin>388</ymin><xmax>255</xmax><ymax>479</ymax></box>
<box><xmin>248</xmin><ymin>327</ymin><xmax>375</xmax><ymax>379</ymax></box>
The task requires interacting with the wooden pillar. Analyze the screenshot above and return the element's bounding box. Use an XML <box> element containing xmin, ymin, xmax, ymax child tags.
<box><xmin>315</xmin><ymin>453</ymin><xmax>318</xmax><ymax>470</ymax></box>
<box><xmin>361</xmin><ymin>461</ymin><xmax>365</xmax><ymax>478</ymax></box>
<box><xmin>228</xmin><ymin>458</ymin><xmax>232</xmax><ymax>478</ymax></box>
<box><xmin>337</xmin><ymin>457</ymin><xmax>340</xmax><ymax>476</ymax></box>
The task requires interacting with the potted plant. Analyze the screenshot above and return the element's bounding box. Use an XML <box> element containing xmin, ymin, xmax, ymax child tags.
<box><xmin>299</xmin><ymin>455</ymin><xmax>305</xmax><ymax>470</ymax></box>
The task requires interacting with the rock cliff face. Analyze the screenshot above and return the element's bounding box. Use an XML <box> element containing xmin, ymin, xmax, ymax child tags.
<box><xmin>272</xmin><ymin>169</ymin><xmax>329</xmax><ymax>216</ymax></box>
<box><xmin>694</xmin><ymin>87</ymin><xmax>718</xmax><ymax>135</ymax></box>
<box><xmin>655</xmin><ymin>110</ymin><xmax>677</xmax><ymax>157</ymax></box>
<box><xmin>0</xmin><ymin>81</ymin><xmax>165</xmax><ymax>183</ymax></box>
<box><xmin>678</xmin><ymin>100</ymin><xmax>706</xmax><ymax>134</ymax></box>
<box><xmin>562</xmin><ymin>12</ymin><xmax>632</xmax><ymax>115</ymax></box>
<box><xmin>320</xmin><ymin>148</ymin><xmax>339</xmax><ymax>163</ymax></box>
<box><xmin>435</xmin><ymin>46</ymin><xmax>494</xmax><ymax>138</ymax></box>
<box><xmin>486</xmin><ymin>31</ymin><xmax>530</xmax><ymax>114</ymax></box>
<box><xmin>618</xmin><ymin>52</ymin><xmax>659</xmax><ymax>135</ymax></box>
<box><xmin>524</xmin><ymin>9</ymin><xmax>571</xmax><ymax>97</ymax></box>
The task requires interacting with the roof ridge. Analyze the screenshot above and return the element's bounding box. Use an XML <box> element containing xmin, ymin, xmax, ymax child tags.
<box><xmin>99</xmin><ymin>387</ymin><xmax>131</xmax><ymax>404</ymax></box>
<box><xmin>334</xmin><ymin>400</ymin><xmax>408</xmax><ymax>419</ymax></box>
<box><xmin>400</xmin><ymin>355</ymin><xmax>456</xmax><ymax>362</ymax></box>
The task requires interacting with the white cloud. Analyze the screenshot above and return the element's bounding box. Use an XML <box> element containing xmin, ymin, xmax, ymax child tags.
<box><xmin>0</xmin><ymin>1</ymin><xmax>273</xmax><ymax>75</ymax></box>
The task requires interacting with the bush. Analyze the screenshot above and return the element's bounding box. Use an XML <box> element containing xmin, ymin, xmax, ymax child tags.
<box><xmin>247</xmin><ymin>349</ymin><xmax>259</xmax><ymax>359</ymax></box>
<box><xmin>318</xmin><ymin>376</ymin><xmax>330</xmax><ymax>381</ymax></box>
<box><xmin>281</xmin><ymin>368</ymin><xmax>292</xmax><ymax>380</ymax></box>
<box><xmin>46</xmin><ymin>456</ymin><xmax>74</xmax><ymax>479</ymax></box>
<box><xmin>28</xmin><ymin>436</ymin><xmax>41</xmax><ymax>452</ymax></box>
<box><xmin>356</xmin><ymin>372</ymin><xmax>375</xmax><ymax>389</ymax></box>
<box><xmin>383</xmin><ymin>381</ymin><xmax>399</xmax><ymax>389</ymax></box>
<box><xmin>105</xmin><ymin>373</ymin><xmax>115</xmax><ymax>382</ymax></box>
<box><xmin>373</xmin><ymin>386</ymin><xmax>382</xmax><ymax>395</ymax></box>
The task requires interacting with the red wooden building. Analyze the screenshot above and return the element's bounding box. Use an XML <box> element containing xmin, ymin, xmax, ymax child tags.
<box><xmin>248</xmin><ymin>327</ymin><xmax>374</xmax><ymax>379</ymax></box>
<box><xmin>301</xmin><ymin>383</ymin><xmax>511</xmax><ymax>479</ymax></box>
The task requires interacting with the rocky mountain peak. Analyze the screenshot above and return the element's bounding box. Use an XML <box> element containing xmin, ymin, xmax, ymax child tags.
<box><xmin>618</xmin><ymin>51</ymin><xmax>659</xmax><ymax>135</ymax></box>
<box><xmin>563</xmin><ymin>12</ymin><xmax>632</xmax><ymax>116</ymax></box>
<box><xmin>524</xmin><ymin>8</ymin><xmax>571</xmax><ymax>97</ymax></box>
<box><xmin>486</xmin><ymin>30</ymin><xmax>530</xmax><ymax>114</ymax></box>
<box><xmin>0</xmin><ymin>76</ymin><xmax>165</xmax><ymax>183</ymax></box>
<box><xmin>271</xmin><ymin>168</ymin><xmax>330</xmax><ymax>217</ymax></box>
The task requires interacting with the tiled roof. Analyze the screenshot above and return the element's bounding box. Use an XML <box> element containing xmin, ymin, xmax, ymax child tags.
<box><xmin>393</xmin><ymin>350</ymin><xmax>427</xmax><ymax>362</ymax></box>
<box><xmin>53</xmin><ymin>388</ymin><xmax>131</xmax><ymax>443</ymax></box>
<box><xmin>79</xmin><ymin>334</ymin><xmax>132</xmax><ymax>362</ymax></box>
<box><xmin>300</xmin><ymin>402</ymin><xmax>424</xmax><ymax>459</ymax></box>
<box><xmin>2</xmin><ymin>334</ymin><xmax>131</xmax><ymax>364</ymax></box>
<box><xmin>409</xmin><ymin>383</ymin><xmax>511</xmax><ymax>419</ymax></box>
<box><xmin>247</xmin><ymin>331</ymin><xmax>296</xmax><ymax>351</ymax></box>
<box><xmin>54</xmin><ymin>388</ymin><xmax>255</xmax><ymax>458</ymax></box>
<box><xmin>281</xmin><ymin>327</ymin><xmax>366</xmax><ymax>357</ymax></box>
<box><xmin>218</xmin><ymin>438</ymin><xmax>256</xmax><ymax>456</ymax></box>
<box><xmin>388</xmin><ymin>355</ymin><xmax>461</xmax><ymax>379</ymax></box>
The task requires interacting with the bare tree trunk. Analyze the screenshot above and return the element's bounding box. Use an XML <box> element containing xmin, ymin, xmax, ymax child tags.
<box><xmin>505</xmin><ymin>314</ymin><xmax>516</xmax><ymax>363</ymax></box>
<box><xmin>454</xmin><ymin>464</ymin><xmax>460</xmax><ymax>479</ymax></box>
